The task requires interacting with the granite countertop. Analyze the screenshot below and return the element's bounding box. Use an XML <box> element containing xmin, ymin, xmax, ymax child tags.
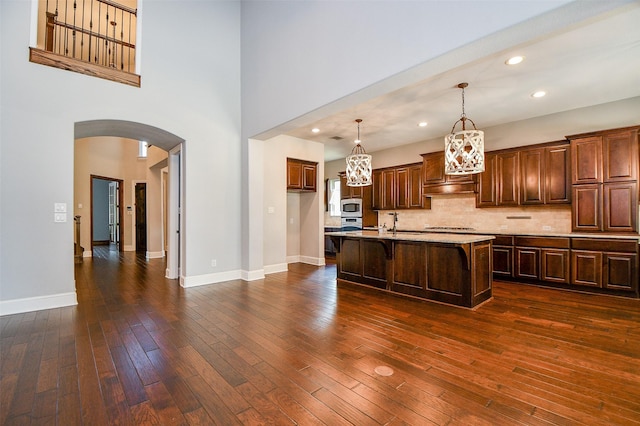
<box><xmin>381</xmin><ymin>228</ymin><xmax>640</xmax><ymax>242</ymax></box>
<box><xmin>325</xmin><ymin>230</ymin><xmax>495</xmax><ymax>244</ymax></box>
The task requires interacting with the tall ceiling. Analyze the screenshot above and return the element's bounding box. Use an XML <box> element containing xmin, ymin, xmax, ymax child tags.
<box><xmin>284</xmin><ymin>4</ymin><xmax>640</xmax><ymax>162</ymax></box>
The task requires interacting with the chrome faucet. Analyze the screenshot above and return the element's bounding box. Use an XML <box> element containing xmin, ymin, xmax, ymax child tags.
<box><xmin>388</xmin><ymin>212</ymin><xmax>398</xmax><ymax>234</ymax></box>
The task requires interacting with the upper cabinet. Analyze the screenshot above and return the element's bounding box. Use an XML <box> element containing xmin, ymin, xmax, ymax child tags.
<box><xmin>568</xmin><ymin>126</ymin><xmax>639</xmax><ymax>233</ymax></box>
<box><xmin>421</xmin><ymin>152</ymin><xmax>476</xmax><ymax>194</ymax></box>
<box><xmin>287</xmin><ymin>158</ymin><xmax>317</xmax><ymax>192</ymax></box>
<box><xmin>372</xmin><ymin>163</ymin><xmax>427</xmax><ymax>210</ymax></box>
<box><xmin>477</xmin><ymin>142</ymin><xmax>570</xmax><ymax>208</ymax></box>
<box><xmin>520</xmin><ymin>143</ymin><xmax>571</xmax><ymax>205</ymax></box>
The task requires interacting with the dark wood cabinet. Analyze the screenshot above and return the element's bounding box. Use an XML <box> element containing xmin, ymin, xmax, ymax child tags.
<box><xmin>514</xmin><ymin>236</ymin><xmax>571</xmax><ymax>284</ymax></box>
<box><xmin>541</xmin><ymin>249</ymin><xmax>570</xmax><ymax>284</ymax></box>
<box><xmin>492</xmin><ymin>235</ymin><xmax>514</xmax><ymax>278</ymax></box>
<box><xmin>571</xmin><ymin>136</ymin><xmax>602</xmax><ymax>184</ymax></box>
<box><xmin>569</xmin><ymin>126</ymin><xmax>639</xmax><ymax>233</ymax></box>
<box><xmin>497</xmin><ymin>151</ymin><xmax>520</xmax><ymax>206</ymax></box>
<box><xmin>372</xmin><ymin>163</ymin><xmax>425</xmax><ymax>210</ymax></box>
<box><xmin>603</xmin><ymin>182</ymin><xmax>637</xmax><ymax>232</ymax></box>
<box><xmin>520</xmin><ymin>143</ymin><xmax>571</xmax><ymax>205</ymax></box>
<box><xmin>571</xmin><ymin>238</ymin><xmax>638</xmax><ymax>294</ymax></box>
<box><xmin>476</xmin><ymin>150</ymin><xmax>520</xmax><ymax>207</ymax></box>
<box><xmin>520</xmin><ymin>148</ymin><xmax>545</xmax><ymax>205</ymax></box>
<box><xmin>340</xmin><ymin>175</ymin><xmax>363</xmax><ymax>199</ymax></box>
<box><xmin>572</xmin><ymin>184</ymin><xmax>602</xmax><ymax>231</ymax></box>
<box><xmin>477</xmin><ymin>153</ymin><xmax>497</xmax><ymax>207</ymax></box>
<box><xmin>421</xmin><ymin>152</ymin><xmax>476</xmax><ymax>194</ymax></box>
<box><xmin>515</xmin><ymin>247</ymin><xmax>540</xmax><ymax>280</ymax></box>
<box><xmin>545</xmin><ymin>145</ymin><xmax>572</xmax><ymax>204</ymax></box>
<box><xmin>603</xmin><ymin>128</ymin><xmax>638</xmax><ymax>182</ymax></box>
<box><xmin>287</xmin><ymin>158</ymin><xmax>317</xmax><ymax>192</ymax></box>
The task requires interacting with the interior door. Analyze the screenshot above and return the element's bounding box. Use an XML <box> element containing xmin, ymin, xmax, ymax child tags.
<box><xmin>135</xmin><ymin>183</ymin><xmax>147</xmax><ymax>252</ymax></box>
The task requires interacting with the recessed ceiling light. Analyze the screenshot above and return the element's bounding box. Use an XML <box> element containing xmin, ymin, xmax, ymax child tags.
<box><xmin>505</xmin><ymin>56</ymin><xmax>524</xmax><ymax>65</ymax></box>
<box><xmin>418</xmin><ymin>122</ymin><xmax>428</xmax><ymax>127</ymax></box>
<box><xmin>311</xmin><ymin>128</ymin><xmax>320</xmax><ymax>133</ymax></box>
<box><xmin>531</xmin><ymin>90</ymin><xmax>546</xmax><ymax>98</ymax></box>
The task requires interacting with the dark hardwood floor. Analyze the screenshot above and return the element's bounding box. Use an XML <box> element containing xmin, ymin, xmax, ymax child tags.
<box><xmin>1</xmin><ymin>248</ymin><xmax>640</xmax><ymax>425</ymax></box>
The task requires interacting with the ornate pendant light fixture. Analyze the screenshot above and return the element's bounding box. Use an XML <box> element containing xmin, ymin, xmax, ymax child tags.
<box><xmin>444</xmin><ymin>82</ymin><xmax>485</xmax><ymax>175</ymax></box>
<box><xmin>346</xmin><ymin>119</ymin><xmax>372</xmax><ymax>186</ymax></box>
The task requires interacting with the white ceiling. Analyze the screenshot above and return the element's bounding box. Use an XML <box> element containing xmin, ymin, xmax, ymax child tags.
<box><xmin>285</xmin><ymin>4</ymin><xmax>640</xmax><ymax>162</ymax></box>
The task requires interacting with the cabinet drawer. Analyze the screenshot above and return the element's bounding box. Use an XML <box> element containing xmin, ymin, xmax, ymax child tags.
<box><xmin>572</xmin><ymin>238</ymin><xmax>638</xmax><ymax>253</ymax></box>
<box><xmin>514</xmin><ymin>236</ymin><xmax>570</xmax><ymax>249</ymax></box>
<box><xmin>494</xmin><ymin>235</ymin><xmax>514</xmax><ymax>246</ymax></box>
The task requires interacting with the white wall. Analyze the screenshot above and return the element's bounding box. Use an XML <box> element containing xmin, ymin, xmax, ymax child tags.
<box><xmin>262</xmin><ymin>135</ymin><xmax>324</xmax><ymax>273</ymax></box>
<box><xmin>0</xmin><ymin>0</ymin><xmax>241</xmax><ymax>314</ymax></box>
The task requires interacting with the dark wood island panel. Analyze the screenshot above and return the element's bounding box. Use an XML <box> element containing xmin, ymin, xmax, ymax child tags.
<box><xmin>329</xmin><ymin>231</ymin><xmax>494</xmax><ymax>308</ymax></box>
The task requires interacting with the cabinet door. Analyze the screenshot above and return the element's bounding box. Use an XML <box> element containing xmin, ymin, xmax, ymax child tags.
<box><xmin>603</xmin><ymin>182</ymin><xmax>637</xmax><ymax>232</ymax></box>
<box><xmin>340</xmin><ymin>175</ymin><xmax>363</xmax><ymax>199</ymax></box>
<box><xmin>603</xmin><ymin>252</ymin><xmax>637</xmax><ymax>291</ymax></box>
<box><xmin>571</xmin><ymin>136</ymin><xmax>602</xmax><ymax>184</ymax></box>
<box><xmin>492</xmin><ymin>246</ymin><xmax>513</xmax><ymax>277</ymax></box>
<box><xmin>520</xmin><ymin>148</ymin><xmax>545</xmax><ymax>205</ymax></box>
<box><xmin>497</xmin><ymin>152</ymin><xmax>520</xmax><ymax>206</ymax></box>
<box><xmin>515</xmin><ymin>247</ymin><xmax>539</xmax><ymax>279</ymax></box>
<box><xmin>571</xmin><ymin>250</ymin><xmax>602</xmax><ymax>287</ymax></box>
<box><xmin>541</xmin><ymin>249</ymin><xmax>570</xmax><ymax>284</ymax></box>
<box><xmin>422</xmin><ymin>152</ymin><xmax>446</xmax><ymax>185</ymax></box>
<box><xmin>572</xmin><ymin>184</ymin><xmax>602</xmax><ymax>232</ymax></box>
<box><xmin>371</xmin><ymin>170</ymin><xmax>382</xmax><ymax>209</ymax></box>
<box><xmin>302</xmin><ymin>164</ymin><xmax>317</xmax><ymax>191</ymax></box>
<box><xmin>603</xmin><ymin>129</ymin><xmax>638</xmax><ymax>182</ymax></box>
<box><xmin>395</xmin><ymin>168</ymin><xmax>409</xmax><ymax>209</ymax></box>
<box><xmin>408</xmin><ymin>164</ymin><xmax>424</xmax><ymax>208</ymax></box>
<box><xmin>381</xmin><ymin>169</ymin><xmax>395</xmax><ymax>210</ymax></box>
<box><xmin>545</xmin><ymin>145</ymin><xmax>571</xmax><ymax>204</ymax></box>
<box><xmin>287</xmin><ymin>159</ymin><xmax>302</xmax><ymax>189</ymax></box>
<box><xmin>476</xmin><ymin>153</ymin><xmax>497</xmax><ymax>207</ymax></box>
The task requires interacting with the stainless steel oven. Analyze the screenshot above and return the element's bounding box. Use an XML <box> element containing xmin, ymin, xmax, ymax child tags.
<box><xmin>341</xmin><ymin>217</ymin><xmax>362</xmax><ymax>230</ymax></box>
<box><xmin>340</xmin><ymin>198</ymin><xmax>363</xmax><ymax>218</ymax></box>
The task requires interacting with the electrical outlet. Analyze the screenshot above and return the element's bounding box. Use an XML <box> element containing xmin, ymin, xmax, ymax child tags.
<box><xmin>542</xmin><ymin>226</ymin><xmax>552</xmax><ymax>231</ymax></box>
<box><xmin>54</xmin><ymin>213</ymin><xmax>67</xmax><ymax>223</ymax></box>
<box><xmin>54</xmin><ymin>202</ymin><xmax>67</xmax><ymax>212</ymax></box>
<box><xmin>211</xmin><ymin>259</ymin><xmax>217</xmax><ymax>267</ymax></box>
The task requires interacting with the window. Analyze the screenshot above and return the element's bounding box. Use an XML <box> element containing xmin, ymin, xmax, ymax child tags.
<box><xmin>138</xmin><ymin>140</ymin><xmax>148</xmax><ymax>158</ymax></box>
<box><xmin>327</xmin><ymin>178</ymin><xmax>341</xmax><ymax>217</ymax></box>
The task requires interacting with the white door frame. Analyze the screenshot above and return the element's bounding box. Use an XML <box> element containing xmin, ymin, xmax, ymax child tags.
<box><xmin>166</xmin><ymin>144</ymin><xmax>183</xmax><ymax>280</ymax></box>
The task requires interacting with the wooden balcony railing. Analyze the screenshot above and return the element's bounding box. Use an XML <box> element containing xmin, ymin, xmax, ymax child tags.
<box><xmin>30</xmin><ymin>0</ymin><xmax>140</xmax><ymax>87</ymax></box>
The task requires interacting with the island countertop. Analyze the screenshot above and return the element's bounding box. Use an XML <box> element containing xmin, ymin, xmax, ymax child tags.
<box><xmin>325</xmin><ymin>230</ymin><xmax>495</xmax><ymax>245</ymax></box>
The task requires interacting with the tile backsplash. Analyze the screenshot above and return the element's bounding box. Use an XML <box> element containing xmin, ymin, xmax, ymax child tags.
<box><xmin>378</xmin><ymin>194</ymin><xmax>572</xmax><ymax>233</ymax></box>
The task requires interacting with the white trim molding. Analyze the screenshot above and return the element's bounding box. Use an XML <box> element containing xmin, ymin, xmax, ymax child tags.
<box><xmin>146</xmin><ymin>251</ymin><xmax>165</xmax><ymax>259</ymax></box>
<box><xmin>264</xmin><ymin>263</ymin><xmax>288</xmax><ymax>275</ymax></box>
<box><xmin>181</xmin><ymin>270</ymin><xmax>243</xmax><ymax>288</ymax></box>
<box><xmin>0</xmin><ymin>292</ymin><xmax>78</xmax><ymax>316</ymax></box>
<box><xmin>242</xmin><ymin>269</ymin><xmax>265</xmax><ymax>281</ymax></box>
<box><xmin>299</xmin><ymin>256</ymin><xmax>325</xmax><ymax>266</ymax></box>
<box><xmin>83</xmin><ymin>250</ymin><xmax>93</xmax><ymax>258</ymax></box>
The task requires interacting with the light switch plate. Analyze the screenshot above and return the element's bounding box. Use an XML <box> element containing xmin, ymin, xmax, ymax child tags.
<box><xmin>54</xmin><ymin>203</ymin><xmax>67</xmax><ymax>212</ymax></box>
<box><xmin>54</xmin><ymin>213</ymin><xmax>67</xmax><ymax>222</ymax></box>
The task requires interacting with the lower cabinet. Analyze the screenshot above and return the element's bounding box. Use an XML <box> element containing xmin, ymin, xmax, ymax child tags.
<box><xmin>571</xmin><ymin>238</ymin><xmax>638</xmax><ymax>292</ymax></box>
<box><xmin>492</xmin><ymin>235</ymin><xmax>638</xmax><ymax>297</ymax></box>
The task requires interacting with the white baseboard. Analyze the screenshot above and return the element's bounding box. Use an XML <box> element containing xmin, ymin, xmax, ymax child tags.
<box><xmin>264</xmin><ymin>263</ymin><xmax>288</xmax><ymax>275</ymax></box>
<box><xmin>286</xmin><ymin>255</ymin><xmax>300</xmax><ymax>264</ymax></box>
<box><xmin>299</xmin><ymin>256</ymin><xmax>325</xmax><ymax>266</ymax></box>
<box><xmin>181</xmin><ymin>269</ymin><xmax>243</xmax><ymax>288</ymax></box>
<box><xmin>124</xmin><ymin>245</ymin><xmax>135</xmax><ymax>252</ymax></box>
<box><xmin>0</xmin><ymin>291</ymin><xmax>78</xmax><ymax>316</ymax></box>
<box><xmin>242</xmin><ymin>269</ymin><xmax>265</xmax><ymax>281</ymax></box>
<box><xmin>146</xmin><ymin>251</ymin><xmax>165</xmax><ymax>259</ymax></box>
<box><xmin>83</xmin><ymin>250</ymin><xmax>93</xmax><ymax>257</ymax></box>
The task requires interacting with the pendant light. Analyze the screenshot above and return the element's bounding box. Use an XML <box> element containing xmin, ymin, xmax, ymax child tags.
<box><xmin>444</xmin><ymin>82</ymin><xmax>485</xmax><ymax>175</ymax></box>
<box><xmin>346</xmin><ymin>119</ymin><xmax>372</xmax><ymax>186</ymax></box>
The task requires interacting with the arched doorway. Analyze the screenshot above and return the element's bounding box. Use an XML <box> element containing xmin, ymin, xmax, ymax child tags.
<box><xmin>74</xmin><ymin>120</ymin><xmax>185</xmax><ymax>279</ymax></box>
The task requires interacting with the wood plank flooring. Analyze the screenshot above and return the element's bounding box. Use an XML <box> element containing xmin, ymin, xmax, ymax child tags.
<box><xmin>1</xmin><ymin>247</ymin><xmax>639</xmax><ymax>425</ymax></box>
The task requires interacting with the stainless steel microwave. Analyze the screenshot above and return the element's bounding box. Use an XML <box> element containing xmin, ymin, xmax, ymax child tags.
<box><xmin>340</xmin><ymin>198</ymin><xmax>363</xmax><ymax>217</ymax></box>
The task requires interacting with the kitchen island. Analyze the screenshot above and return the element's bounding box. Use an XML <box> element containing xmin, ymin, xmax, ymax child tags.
<box><xmin>327</xmin><ymin>230</ymin><xmax>494</xmax><ymax>308</ymax></box>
